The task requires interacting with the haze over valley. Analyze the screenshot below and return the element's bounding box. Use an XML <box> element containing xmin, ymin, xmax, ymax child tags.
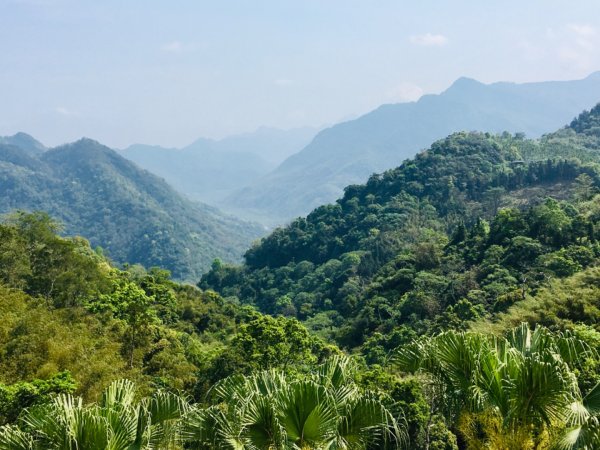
<box><xmin>2</xmin><ymin>2</ymin><xmax>600</xmax><ymax>448</ymax></box>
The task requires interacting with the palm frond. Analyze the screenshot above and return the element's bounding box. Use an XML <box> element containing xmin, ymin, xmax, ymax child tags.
<box><xmin>278</xmin><ymin>380</ymin><xmax>337</xmax><ymax>447</ymax></box>
<box><xmin>101</xmin><ymin>379</ymin><xmax>137</xmax><ymax>410</ymax></box>
<box><xmin>583</xmin><ymin>382</ymin><xmax>600</xmax><ymax>414</ymax></box>
<box><xmin>0</xmin><ymin>425</ymin><xmax>33</xmax><ymax>450</ymax></box>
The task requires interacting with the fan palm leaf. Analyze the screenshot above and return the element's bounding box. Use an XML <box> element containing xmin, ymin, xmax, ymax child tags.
<box><xmin>394</xmin><ymin>323</ymin><xmax>589</xmax><ymax>448</ymax></box>
<box><xmin>556</xmin><ymin>382</ymin><xmax>600</xmax><ymax>450</ymax></box>
<box><xmin>0</xmin><ymin>379</ymin><xmax>188</xmax><ymax>450</ymax></box>
<box><xmin>184</xmin><ymin>358</ymin><xmax>405</xmax><ymax>449</ymax></box>
<box><xmin>0</xmin><ymin>425</ymin><xmax>33</xmax><ymax>450</ymax></box>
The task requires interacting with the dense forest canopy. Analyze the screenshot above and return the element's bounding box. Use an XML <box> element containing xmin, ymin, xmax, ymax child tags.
<box><xmin>0</xmin><ymin>137</ymin><xmax>263</xmax><ymax>281</ymax></box>
<box><xmin>0</xmin><ymin>210</ymin><xmax>599</xmax><ymax>448</ymax></box>
<box><xmin>201</xmin><ymin>108</ymin><xmax>600</xmax><ymax>356</ymax></box>
<box><xmin>2</xmin><ymin>105</ymin><xmax>600</xmax><ymax>448</ymax></box>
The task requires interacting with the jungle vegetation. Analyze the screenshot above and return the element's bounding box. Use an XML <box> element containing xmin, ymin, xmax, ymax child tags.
<box><xmin>2</xmin><ymin>106</ymin><xmax>600</xmax><ymax>448</ymax></box>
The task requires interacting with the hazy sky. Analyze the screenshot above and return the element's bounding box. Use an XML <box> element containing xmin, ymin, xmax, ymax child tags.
<box><xmin>2</xmin><ymin>0</ymin><xmax>600</xmax><ymax>148</ymax></box>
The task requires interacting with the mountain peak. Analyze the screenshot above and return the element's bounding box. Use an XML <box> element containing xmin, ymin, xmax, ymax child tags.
<box><xmin>12</xmin><ymin>131</ymin><xmax>35</xmax><ymax>140</ymax></box>
<box><xmin>183</xmin><ymin>137</ymin><xmax>215</xmax><ymax>151</ymax></box>
<box><xmin>42</xmin><ymin>137</ymin><xmax>123</xmax><ymax>170</ymax></box>
<box><xmin>73</xmin><ymin>137</ymin><xmax>102</xmax><ymax>147</ymax></box>
<box><xmin>445</xmin><ymin>76</ymin><xmax>485</xmax><ymax>93</ymax></box>
<box><xmin>0</xmin><ymin>132</ymin><xmax>46</xmax><ymax>155</ymax></box>
<box><xmin>54</xmin><ymin>138</ymin><xmax>114</xmax><ymax>155</ymax></box>
<box><xmin>438</xmin><ymin>77</ymin><xmax>487</xmax><ymax>100</ymax></box>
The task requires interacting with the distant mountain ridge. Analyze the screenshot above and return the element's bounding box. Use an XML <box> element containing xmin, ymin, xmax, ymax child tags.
<box><xmin>120</xmin><ymin>126</ymin><xmax>319</xmax><ymax>205</ymax></box>
<box><xmin>0</xmin><ymin>135</ymin><xmax>263</xmax><ymax>280</ymax></box>
<box><xmin>0</xmin><ymin>132</ymin><xmax>46</xmax><ymax>155</ymax></box>
<box><xmin>225</xmin><ymin>72</ymin><xmax>600</xmax><ymax>225</ymax></box>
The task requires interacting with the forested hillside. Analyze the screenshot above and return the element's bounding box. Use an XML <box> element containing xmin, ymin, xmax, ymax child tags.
<box><xmin>0</xmin><ymin>136</ymin><xmax>263</xmax><ymax>280</ymax></box>
<box><xmin>0</xmin><ymin>133</ymin><xmax>46</xmax><ymax>155</ymax></box>
<box><xmin>202</xmin><ymin>105</ymin><xmax>600</xmax><ymax>356</ymax></box>
<box><xmin>227</xmin><ymin>72</ymin><xmax>600</xmax><ymax>224</ymax></box>
<box><xmin>0</xmin><ymin>211</ymin><xmax>451</xmax><ymax>449</ymax></box>
<box><xmin>2</xmin><ymin>210</ymin><xmax>599</xmax><ymax>448</ymax></box>
<box><xmin>0</xmin><ymin>212</ymin><xmax>336</xmax><ymax>396</ymax></box>
<box><xmin>2</xmin><ymin>108</ymin><xmax>600</xmax><ymax>448</ymax></box>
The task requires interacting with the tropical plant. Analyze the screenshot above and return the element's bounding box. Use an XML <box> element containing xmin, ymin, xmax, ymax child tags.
<box><xmin>557</xmin><ymin>380</ymin><xmax>600</xmax><ymax>450</ymax></box>
<box><xmin>0</xmin><ymin>379</ymin><xmax>188</xmax><ymax>450</ymax></box>
<box><xmin>394</xmin><ymin>323</ymin><xmax>597</xmax><ymax>449</ymax></box>
<box><xmin>184</xmin><ymin>356</ymin><xmax>405</xmax><ymax>449</ymax></box>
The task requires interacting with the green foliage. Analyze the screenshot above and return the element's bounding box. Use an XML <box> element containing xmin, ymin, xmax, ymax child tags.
<box><xmin>231</xmin><ymin>313</ymin><xmax>326</xmax><ymax>370</ymax></box>
<box><xmin>0</xmin><ymin>211</ymin><xmax>111</xmax><ymax>307</ymax></box>
<box><xmin>0</xmin><ymin>138</ymin><xmax>263</xmax><ymax>280</ymax></box>
<box><xmin>356</xmin><ymin>367</ymin><xmax>458</xmax><ymax>449</ymax></box>
<box><xmin>185</xmin><ymin>356</ymin><xmax>405</xmax><ymax>449</ymax></box>
<box><xmin>570</xmin><ymin>103</ymin><xmax>600</xmax><ymax>136</ymax></box>
<box><xmin>194</xmin><ymin>313</ymin><xmax>336</xmax><ymax>397</ymax></box>
<box><xmin>87</xmin><ymin>277</ymin><xmax>159</xmax><ymax>368</ymax></box>
<box><xmin>202</xmin><ymin>121</ymin><xmax>600</xmax><ymax>361</ymax></box>
<box><xmin>0</xmin><ymin>211</ymin><xmax>344</xmax><ymax>412</ymax></box>
<box><xmin>0</xmin><ymin>213</ymin><xmax>276</xmax><ymax>400</ymax></box>
<box><xmin>395</xmin><ymin>323</ymin><xmax>598</xmax><ymax>449</ymax></box>
<box><xmin>0</xmin><ymin>379</ymin><xmax>188</xmax><ymax>450</ymax></box>
<box><xmin>491</xmin><ymin>266</ymin><xmax>600</xmax><ymax>332</ymax></box>
<box><xmin>0</xmin><ymin>372</ymin><xmax>76</xmax><ymax>425</ymax></box>
<box><xmin>0</xmin><ymin>282</ymin><xmax>126</xmax><ymax>400</ymax></box>
<box><xmin>0</xmin><ymin>359</ymin><xmax>410</xmax><ymax>450</ymax></box>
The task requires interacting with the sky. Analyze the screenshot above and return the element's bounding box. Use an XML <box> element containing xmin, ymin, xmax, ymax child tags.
<box><xmin>1</xmin><ymin>0</ymin><xmax>600</xmax><ymax>148</ymax></box>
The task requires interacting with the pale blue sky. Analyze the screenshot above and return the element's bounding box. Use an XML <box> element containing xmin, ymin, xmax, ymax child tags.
<box><xmin>1</xmin><ymin>0</ymin><xmax>600</xmax><ymax>148</ymax></box>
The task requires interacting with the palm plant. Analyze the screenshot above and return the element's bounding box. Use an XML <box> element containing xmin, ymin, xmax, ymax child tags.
<box><xmin>183</xmin><ymin>356</ymin><xmax>405</xmax><ymax>449</ymax></box>
<box><xmin>556</xmin><ymin>380</ymin><xmax>600</xmax><ymax>450</ymax></box>
<box><xmin>394</xmin><ymin>323</ymin><xmax>596</xmax><ymax>449</ymax></box>
<box><xmin>0</xmin><ymin>379</ymin><xmax>188</xmax><ymax>450</ymax></box>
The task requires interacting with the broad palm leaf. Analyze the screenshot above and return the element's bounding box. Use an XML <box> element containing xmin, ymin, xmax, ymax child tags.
<box><xmin>556</xmin><ymin>381</ymin><xmax>600</xmax><ymax>450</ymax></box>
<box><xmin>394</xmin><ymin>323</ymin><xmax>590</xmax><ymax>448</ymax></box>
<box><xmin>278</xmin><ymin>380</ymin><xmax>338</xmax><ymax>448</ymax></box>
<box><xmin>0</xmin><ymin>425</ymin><xmax>33</xmax><ymax>450</ymax></box>
<box><xmin>183</xmin><ymin>357</ymin><xmax>405</xmax><ymax>449</ymax></box>
<box><xmin>334</xmin><ymin>395</ymin><xmax>400</xmax><ymax>449</ymax></box>
<box><xmin>0</xmin><ymin>379</ymin><xmax>188</xmax><ymax>450</ymax></box>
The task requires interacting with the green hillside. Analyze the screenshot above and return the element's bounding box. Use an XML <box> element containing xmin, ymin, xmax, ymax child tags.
<box><xmin>201</xmin><ymin>106</ymin><xmax>600</xmax><ymax>354</ymax></box>
<box><xmin>2</xmin><ymin>209</ymin><xmax>599</xmax><ymax>449</ymax></box>
<box><xmin>3</xmin><ymin>108</ymin><xmax>600</xmax><ymax>448</ymax></box>
<box><xmin>0</xmin><ymin>137</ymin><xmax>263</xmax><ymax>281</ymax></box>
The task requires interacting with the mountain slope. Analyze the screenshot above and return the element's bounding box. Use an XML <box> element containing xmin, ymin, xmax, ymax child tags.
<box><xmin>201</xmin><ymin>105</ymin><xmax>600</xmax><ymax>350</ymax></box>
<box><xmin>121</xmin><ymin>126</ymin><xmax>318</xmax><ymax>205</ymax></box>
<box><xmin>0</xmin><ymin>132</ymin><xmax>46</xmax><ymax>156</ymax></box>
<box><xmin>226</xmin><ymin>72</ymin><xmax>600</xmax><ymax>224</ymax></box>
<box><xmin>0</xmin><ymin>137</ymin><xmax>263</xmax><ymax>280</ymax></box>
